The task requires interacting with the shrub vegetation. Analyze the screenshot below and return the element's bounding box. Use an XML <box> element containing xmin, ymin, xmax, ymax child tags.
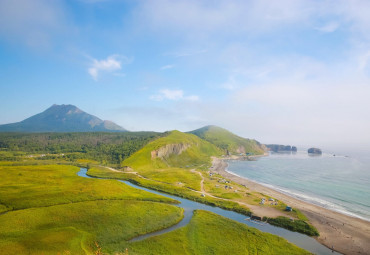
<box><xmin>264</xmin><ymin>216</ymin><xmax>319</xmax><ymax>236</ymax></box>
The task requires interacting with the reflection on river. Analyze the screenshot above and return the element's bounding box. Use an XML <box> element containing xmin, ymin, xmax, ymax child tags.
<box><xmin>78</xmin><ymin>168</ymin><xmax>339</xmax><ymax>255</ymax></box>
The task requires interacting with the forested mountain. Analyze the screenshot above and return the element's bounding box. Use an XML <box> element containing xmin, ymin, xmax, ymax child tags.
<box><xmin>0</xmin><ymin>104</ymin><xmax>126</xmax><ymax>132</ymax></box>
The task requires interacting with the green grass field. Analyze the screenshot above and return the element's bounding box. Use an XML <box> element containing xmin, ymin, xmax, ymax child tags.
<box><xmin>0</xmin><ymin>164</ymin><xmax>184</xmax><ymax>254</ymax></box>
<box><xmin>128</xmin><ymin>210</ymin><xmax>311</xmax><ymax>255</ymax></box>
<box><xmin>0</xmin><ymin>164</ymin><xmax>176</xmax><ymax>212</ymax></box>
<box><xmin>0</xmin><ymin>162</ymin><xmax>313</xmax><ymax>254</ymax></box>
<box><xmin>0</xmin><ymin>200</ymin><xmax>183</xmax><ymax>254</ymax></box>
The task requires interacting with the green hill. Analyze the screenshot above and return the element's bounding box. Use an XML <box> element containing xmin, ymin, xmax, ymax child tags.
<box><xmin>122</xmin><ymin>130</ymin><xmax>221</xmax><ymax>170</ymax></box>
<box><xmin>120</xmin><ymin>131</ymin><xmax>222</xmax><ymax>191</ymax></box>
<box><xmin>189</xmin><ymin>125</ymin><xmax>265</xmax><ymax>155</ymax></box>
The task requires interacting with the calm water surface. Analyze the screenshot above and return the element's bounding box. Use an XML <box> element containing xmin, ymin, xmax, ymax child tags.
<box><xmin>227</xmin><ymin>150</ymin><xmax>370</xmax><ymax>222</ymax></box>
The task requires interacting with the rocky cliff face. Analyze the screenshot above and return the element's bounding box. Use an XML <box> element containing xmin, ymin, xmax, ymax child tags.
<box><xmin>151</xmin><ymin>144</ymin><xmax>191</xmax><ymax>159</ymax></box>
<box><xmin>236</xmin><ymin>146</ymin><xmax>246</xmax><ymax>154</ymax></box>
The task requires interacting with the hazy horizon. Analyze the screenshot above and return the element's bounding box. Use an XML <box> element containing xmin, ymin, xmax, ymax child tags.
<box><xmin>1</xmin><ymin>0</ymin><xmax>370</xmax><ymax>149</ymax></box>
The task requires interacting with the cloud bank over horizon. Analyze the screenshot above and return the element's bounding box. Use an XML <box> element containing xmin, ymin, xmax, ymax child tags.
<box><xmin>1</xmin><ymin>0</ymin><xmax>370</xmax><ymax>149</ymax></box>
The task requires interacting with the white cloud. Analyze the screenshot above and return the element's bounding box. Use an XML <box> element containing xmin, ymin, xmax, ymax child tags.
<box><xmin>341</xmin><ymin>0</ymin><xmax>370</xmax><ymax>38</ymax></box>
<box><xmin>0</xmin><ymin>0</ymin><xmax>66</xmax><ymax>47</ymax></box>
<box><xmin>160</xmin><ymin>64</ymin><xmax>174</xmax><ymax>70</ymax></box>
<box><xmin>150</xmin><ymin>89</ymin><xmax>199</xmax><ymax>101</ymax></box>
<box><xmin>157</xmin><ymin>89</ymin><xmax>183</xmax><ymax>100</ymax></box>
<box><xmin>358</xmin><ymin>50</ymin><xmax>370</xmax><ymax>71</ymax></box>
<box><xmin>88</xmin><ymin>55</ymin><xmax>128</xmax><ymax>81</ymax></box>
<box><xmin>221</xmin><ymin>75</ymin><xmax>240</xmax><ymax>90</ymax></box>
<box><xmin>185</xmin><ymin>95</ymin><xmax>200</xmax><ymax>101</ymax></box>
<box><xmin>220</xmin><ymin>64</ymin><xmax>370</xmax><ymax>147</ymax></box>
<box><xmin>315</xmin><ymin>21</ymin><xmax>340</xmax><ymax>33</ymax></box>
<box><xmin>133</xmin><ymin>0</ymin><xmax>370</xmax><ymax>45</ymax></box>
<box><xmin>135</xmin><ymin>0</ymin><xmax>313</xmax><ymax>36</ymax></box>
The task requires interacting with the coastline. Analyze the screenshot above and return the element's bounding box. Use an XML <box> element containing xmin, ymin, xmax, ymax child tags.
<box><xmin>211</xmin><ymin>156</ymin><xmax>370</xmax><ymax>255</ymax></box>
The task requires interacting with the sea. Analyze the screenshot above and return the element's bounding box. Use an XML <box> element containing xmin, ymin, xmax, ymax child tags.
<box><xmin>226</xmin><ymin>149</ymin><xmax>370</xmax><ymax>222</ymax></box>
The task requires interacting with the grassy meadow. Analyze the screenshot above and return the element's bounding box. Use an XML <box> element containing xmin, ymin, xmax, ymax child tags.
<box><xmin>87</xmin><ymin>166</ymin><xmax>252</xmax><ymax>216</ymax></box>
<box><xmin>0</xmin><ymin>162</ymin><xmax>313</xmax><ymax>254</ymax></box>
<box><xmin>128</xmin><ymin>210</ymin><xmax>311</xmax><ymax>255</ymax></box>
<box><xmin>0</xmin><ymin>129</ymin><xmax>315</xmax><ymax>254</ymax></box>
<box><xmin>89</xmin><ymin>166</ymin><xmax>319</xmax><ymax>237</ymax></box>
<box><xmin>0</xmin><ymin>164</ymin><xmax>176</xmax><ymax>212</ymax></box>
<box><xmin>0</xmin><ymin>164</ymin><xmax>183</xmax><ymax>254</ymax></box>
<box><xmin>0</xmin><ymin>200</ymin><xmax>183</xmax><ymax>254</ymax></box>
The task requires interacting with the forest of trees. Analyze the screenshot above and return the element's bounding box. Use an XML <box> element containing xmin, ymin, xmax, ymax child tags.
<box><xmin>0</xmin><ymin>132</ymin><xmax>167</xmax><ymax>165</ymax></box>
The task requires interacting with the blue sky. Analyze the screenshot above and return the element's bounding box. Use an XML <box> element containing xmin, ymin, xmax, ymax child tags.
<box><xmin>1</xmin><ymin>0</ymin><xmax>370</xmax><ymax>149</ymax></box>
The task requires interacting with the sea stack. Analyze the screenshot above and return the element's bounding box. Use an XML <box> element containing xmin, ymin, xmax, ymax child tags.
<box><xmin>265</xmin><ymin>144</ymin><xmax>297</xmax><ymax>152</ymax></box>
<box><xmin>308</xmin><ymin>148</ymin><xmax>322</xmax><ymax>154</ymax></box>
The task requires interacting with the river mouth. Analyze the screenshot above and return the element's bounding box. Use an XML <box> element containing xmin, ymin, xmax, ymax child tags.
<box><xmin>78</xmin><ymin>168</ymin><xmax>340</xmax><ymax>255</ymax></box>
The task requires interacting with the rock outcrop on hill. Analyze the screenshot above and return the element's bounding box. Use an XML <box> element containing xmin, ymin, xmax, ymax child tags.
<box><xmin>151</xmin><ymin>144</ymin><xmax>190</xmax><ymax>159</ymax></box>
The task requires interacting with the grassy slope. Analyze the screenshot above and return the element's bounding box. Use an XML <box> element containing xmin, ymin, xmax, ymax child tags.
<box><xmin>121</xmin><ymin>130</ymin><xmax>222</xmax><ymax>190</ymax></box>
<box><xmin>189</xmin><ymin>125</ymin><xmax>265</xmax><ymax>155</ymax></box>
<box><xmin>128</xmin><ymin>210</ymin><xmax>311</xmax><ymax>255</ymax></box>
<box><xmin>122</xmin><ymin>130</ymin><xmax>222</xmax><ymax>170</ymax></box>
<box><xmin>0</xmin><ymin>164</ymin><xmax>183</xmax><ymax>254</ymax></box>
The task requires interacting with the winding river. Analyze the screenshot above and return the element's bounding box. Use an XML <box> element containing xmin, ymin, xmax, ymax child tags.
<box><xmin>78</xmin><ymin>168</ymin><xmax>340</xmax><ymax>255</ymax></box>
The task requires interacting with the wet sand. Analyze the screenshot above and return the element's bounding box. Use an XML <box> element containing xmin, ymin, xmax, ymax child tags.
<box><xmin>211</xmin><ymin>157</ymin><xmax>370</xmax><ymax>255</ymax></box>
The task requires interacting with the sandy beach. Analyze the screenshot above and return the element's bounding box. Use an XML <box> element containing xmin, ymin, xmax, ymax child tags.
<box><xmin>211</xmin><ymin>157</ymin><xmax>370</xmax><ymax>255</ymax></box>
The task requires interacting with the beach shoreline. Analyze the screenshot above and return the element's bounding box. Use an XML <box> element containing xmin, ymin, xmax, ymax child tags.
<box><xmin>211</xmin><ymin>156</ymin><xmax>370</xmax><ymax>255</ymax></box>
